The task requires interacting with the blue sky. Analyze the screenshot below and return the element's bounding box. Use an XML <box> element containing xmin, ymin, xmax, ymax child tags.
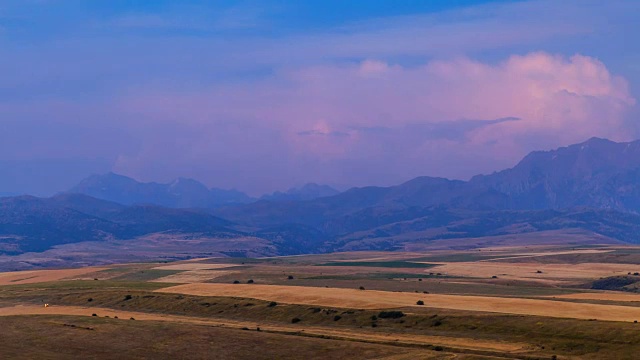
<box><xmin>1</xmin><ymin>0</ymin><xmax>639</xmax><ymax>196</ymax></box>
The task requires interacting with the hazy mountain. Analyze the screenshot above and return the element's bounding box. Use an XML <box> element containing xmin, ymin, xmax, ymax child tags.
<box><xmin>0</xmin><ymin>192</ymin><xmax>19</xmax><ymax>198</ymax></box>
<box><xmin>4</xmin><ymin>137</ymin><xmax>640</xmax><ymax>263</ymax></box>
<box><xmin>0</xmin><ymin>194</ymin><xmax>239</xmax><ymax>255</ymax></box>
<box><xmin>214</xmin><ymin>177</ymin><xmax>470</xmax><ymax>228</ymax></box>
<box><xmin>69</xmin><ymin>172</ymin><xmax>255</xmax><ymax>208</ymax></box>
<box><xmin>261</xmin><ymin>183</ymin><xmax>340</xmax><ymax>202</ymax></box>
<box><xmin>470</xmin><ymin>137</ymin><xmax>640</xmax><ymax>211</ymax></box>
<box><xmin>217</xmin><ymin>138</ymin><xmax>640</xmax><ymax>228</ymax></box>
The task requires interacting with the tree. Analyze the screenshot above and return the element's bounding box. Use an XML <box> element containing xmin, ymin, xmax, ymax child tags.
<box><xmin>416</xmin><ymin>300</ymin><xmax>424</xmax><ymax>305</ymax></box>
<box><xmin>378</xmin><ymin>311</ymin><xmax>404</xmax><ymax>319</ymax></box>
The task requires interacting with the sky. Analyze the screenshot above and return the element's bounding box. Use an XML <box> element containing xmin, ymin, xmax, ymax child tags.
<box><xmin>1</xmin><ymin>0</ymin><xmax>639</xmax><ymax>196</ymax></box>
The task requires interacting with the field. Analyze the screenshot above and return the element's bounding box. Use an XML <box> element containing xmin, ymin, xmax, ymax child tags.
<box><xmin>2</xmin><ymin>243</ymin><xmax>640</xmax><ymax>359</ymax></box>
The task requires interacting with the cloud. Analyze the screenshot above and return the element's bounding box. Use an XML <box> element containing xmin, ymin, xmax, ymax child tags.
<box><xmin>1</xmin><ymin>1</ymin><xmax>639</xmax><ymax>195</ymax></box>
<box><xmin>107</xmin><ymin>52</ymin><xmax>635</xmax><ymax>192</ymax></box>
<box><xmin>297</xmin><ymin>130</ymin><xmax>350</xmax><ymax>137</ymax></box>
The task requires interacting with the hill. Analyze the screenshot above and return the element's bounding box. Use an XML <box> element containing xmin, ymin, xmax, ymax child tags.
<box><xmin>0</xmin><ymin>194</ymin><xmax>238</xmax><ymax>255</ymax></box>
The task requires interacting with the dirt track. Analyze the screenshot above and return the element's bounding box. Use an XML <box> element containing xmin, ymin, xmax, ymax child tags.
<box><xmin>157</xmin><ymin>283</ymin><xmax>640</xmax><ymax>322</ymax></box>
<box><xmin>0</xmin><ymin>304</ymin><xmax>527</xmax><ymax>353</ymax></box>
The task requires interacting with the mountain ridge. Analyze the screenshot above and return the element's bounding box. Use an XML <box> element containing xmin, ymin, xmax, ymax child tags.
<box><xmin>68</xmin><ymin>172</ymin><xmax>255</xmax><ymax>208</ymax></box>
<box><xmin>2</xmin><ymin>137</ymin><xmax>640</xmax><ymax>267</ymax></box>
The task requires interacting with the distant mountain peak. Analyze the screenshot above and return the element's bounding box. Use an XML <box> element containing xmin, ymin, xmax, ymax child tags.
<box><xmin>69</xmin><ymin>172</ymin><xmax>254</xmax><ymax>208</ymax></box>
<box><xmin>261</xmin><ymin>183</ymin><xmax>340</xmax><ymax>202</ymax></box>
<box><xmin>469</xmin><ymin>137</ymin><xmax>640</xmax><ymax>210</ymax></box>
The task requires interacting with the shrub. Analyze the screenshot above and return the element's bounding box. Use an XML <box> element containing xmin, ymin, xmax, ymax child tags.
<box><xmin>370</xmin><ymin>315</ymin><xmax>377</xmax><ymax>321</ymax></box>
<box><xmin>371</xmin><ymin>323</ymin><xmax>377</xmax><ymax>327</ymax></box>
<box><xmin>434</xmin><ymin>346</ymin><xmax>443</xmax><ymax>352</ymax></box>
<box><xmin>378</xmin><ymin>311</ymin><xmax>405</xmax><ymax>319</ymax></box>
<box><xmin>130</xmin><ymin>317</ymin><xmax>135</xmax><ymax>320</ymax></box>
<box><xmin>416</xmin><ymin>300</ymin><xmax>424</xmax><ymax>305</ymax></box>
<box><xmin>124</xmin><ymin>294</ymin><xmax>133</xmax><ymax>301</ymax></box>
<box><xmin>359</xmin><ymin>286</ymin><xmax>365</xmax><ymax>290</ymax></box>
<box><xmin>333</xmin><ymin>315</ymin><xmax>342</xmax><ymax>321</ymax></box>
<box><xmin>288</xmin><ymin>275</ymin><xmax>294</xmax><ymax>280</ymax></box>
<box><xmin>114</xmin><ymin>316</ymin><xmax>118</xmax><ymax>319</ymax></box>
<box><xmin>247</xmin><ymin>279</ymin><xmax>254</xmax><ymax>284</ymax></box>
<box><xmin>233</xmin><ymin>280</ymin><xmax>240</xmax><ymax>284</ymax></box>
<box><xmin>418</xmin><ymin>278</ymin><xmax>423</xmax><ymax>281</ymax></box>
<box><xmin>268</xmin><ymin>301</ymin><xmax>277</xmax><ymax>307</ymax></box>
<box><xmin>91</xmin><ymin>313</ymin><xmax>97</xmax><ymax>317</ymax></box>
<box><xmin>291</xmin><ymin>317</ymin><xmax>301</xmax><ymax>324</ymax></box>
<box><xmin>491</xmin><ymin>275</ymin><xmax>498</xmax><ymax>279</ymax></box>
<box><xmin>87</xmin><ymin>298</ymin><xmax>93</xmax><ymax>302</ymax></box>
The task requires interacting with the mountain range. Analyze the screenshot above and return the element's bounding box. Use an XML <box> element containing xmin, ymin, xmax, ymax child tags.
<box><xmin>1</xmin><ymin>137</ymin><xmax>639</xmax><ymax>268</ymax></box>
<box><xmin>69</xmin><ymin>173</ymin><xmax>341</xmax><ymax>208</ymax></box>
<box><xmin>260</xmin><ymin>183</ymin><xmax>340</xmax><ymax>202</ymax></box>
<box><xmin>69</xmin><ymin>172</ymin><xmax>254</xmax><ymax>208</ymax></box>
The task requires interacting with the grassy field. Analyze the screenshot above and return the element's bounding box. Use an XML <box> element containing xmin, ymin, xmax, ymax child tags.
<box><xmin>0</xmin><ymin>315</ymin><xmax>439</xmax><ymax>360</ymax></box>
<box><xmin>2</xmin><ymin>244</ymin><xmax>640</xmax><ymax>359</ymax></box>
<box><xmin>317</xmin><ymin>261</ymin><xmax>438</xmax><ymax>268</ymax></box>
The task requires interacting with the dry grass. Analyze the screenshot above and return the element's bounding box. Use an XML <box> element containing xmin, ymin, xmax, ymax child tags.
<box><xmin>158</xmin><ymin>283</ymin><xmax>640</xmax><ymax>322</ymax></box>
<box><xmin>0</xmin><ymin>304</ymin><xmax>527</xmax><ymax>353</ymax></box>
<box><xmin>0</xmin><ymin>314</ymin><xmax>430</xmax><ymax>360</ymax></box>
<box><xmin>550</xmin><ymin>292</ymin><xmax>640</xmax><ymax>302</ymax></box>
<box><xmin>428</xmin><ymin>261</ymin><xmax>633</xmax><ymax>284</ymax></box>
<box><xmin>152</xmin><ymin>263</ymin><xmax>236</xmax><ymax>271</ymax></box>
<box><xmin>151</xmin><ymin>270</ymin><xmax>236</xmax><ymax>283</ymax></box>
<box><xmin>0</xmin><ymin>267</ymin><xmax>107</xmax><ymax>285</ymax></box>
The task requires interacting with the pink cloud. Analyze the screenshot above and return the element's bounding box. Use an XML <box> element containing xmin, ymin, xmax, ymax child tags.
<box><xmin>110</xmin><ymin>52</ymin><xmax>636</xmax><ymax>192</ymax></box>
